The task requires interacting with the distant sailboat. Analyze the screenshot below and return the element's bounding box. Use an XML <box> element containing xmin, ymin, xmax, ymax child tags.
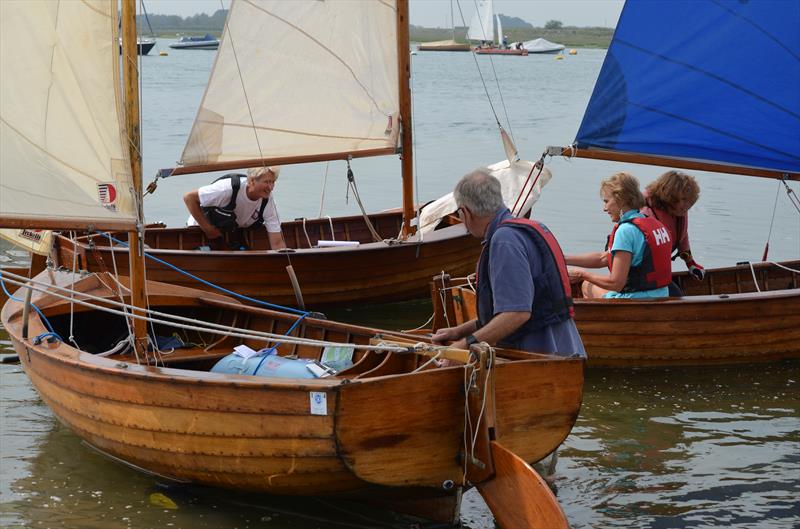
<box><xmin>469</xmin><ymin>0</ymin><xmax>527</xmax><ymax>56</ymax></box>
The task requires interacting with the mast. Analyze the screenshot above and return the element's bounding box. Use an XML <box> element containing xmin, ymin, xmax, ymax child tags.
<box><xmin>450</xmin><ymin>0</ymin><xmax>456</xmax><ymax>41</ymax></box>
<box><xmin>397</xmin><ymin>0</ymin><xmax>415</xmax><ymax>239</ymax></box>
<box><xmin>120</xmin><ymin>0</ymin><xmax>149</xmax><ymax>352</ymax></box>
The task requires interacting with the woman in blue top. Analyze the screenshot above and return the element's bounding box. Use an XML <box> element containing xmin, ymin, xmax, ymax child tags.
<box><xmin>566</xmin><ymin>172</ymin><xmax>672</xmax><ymax>299</ymax></box>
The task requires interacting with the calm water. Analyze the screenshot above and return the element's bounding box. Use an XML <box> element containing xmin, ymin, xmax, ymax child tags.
<box><xmin>1</xmin><ymin>39</ymin><xmax>799</xmax><ymax>529</ymax></box>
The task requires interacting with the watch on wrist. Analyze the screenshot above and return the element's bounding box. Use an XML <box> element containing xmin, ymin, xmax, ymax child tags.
<box><xmin>465</xmin><ymin>334</ymin><xmax>478</xmax><ymax>346</ymax></box>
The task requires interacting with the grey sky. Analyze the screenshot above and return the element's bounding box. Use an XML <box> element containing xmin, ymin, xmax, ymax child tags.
<box><xmin>146</xmin><ymin>1</ymin><xmax>625</xmax><ymax>28</ymax></box>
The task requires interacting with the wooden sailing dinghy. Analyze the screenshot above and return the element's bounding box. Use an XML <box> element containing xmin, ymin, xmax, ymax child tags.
<box><xmin>432</xmin><ymin>260</ymin><xmax>800</xmax><ymax>367</ymax></box>
<box><xmin>1</xmin><ymin>268</ymin><xmax>583</xmax><ymax>525</ymax></box>
<box><xmin>431</xmin><ymin>0</ymin><xmax>800</xmax><ymax>367</ymax></box>
<box><xmin>50</xmin><ymin>0</ymin><xmax>543</xmax><ymax>306</ymax></box>
<box><xmin>0</xmin><ymin>1</ymin><xmax>582</xmax><ymax>526</ymax></box>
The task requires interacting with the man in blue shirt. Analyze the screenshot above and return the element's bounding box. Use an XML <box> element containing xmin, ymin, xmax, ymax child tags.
<box><xmin>432</xmin><ymin>169</ymin><xmax>585</xmax><ymax>358</ymax></box>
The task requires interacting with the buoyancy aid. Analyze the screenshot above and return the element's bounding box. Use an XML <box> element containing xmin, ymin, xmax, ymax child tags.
<box><xmin>643</xmin><ymin>196</ymin><xmax>685</xmax><ymax>256</ymax></box>
<box><xmin>476</xmin><ymin>218</ymin><xmax>574</xmax><ymax>338</ymax></box>
<box><xmin>202</xmin><ymin>174</ymin><xmax>270</xmax><ymax>233</ymax></box>
<box><xmin>606</xmin><ymin>215</ymin><xmax>672</xmax><ymax>292</ymax></box>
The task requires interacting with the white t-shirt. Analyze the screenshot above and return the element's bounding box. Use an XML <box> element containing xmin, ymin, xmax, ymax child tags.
<box><xmin>187</xmin><ymin>176</ymin><xmax>281</xmax><ymax>233</ymax></box>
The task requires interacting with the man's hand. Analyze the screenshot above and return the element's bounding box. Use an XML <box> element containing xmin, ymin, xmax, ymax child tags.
<box><xmin>431</xmin><ymin>327</ymin><xmax>460</xmax><ymax>345</ymax></box>
<box><xmin>202</xmin><ymin>225</ymin><xmax>222</xmax><ymax>241</ymax></box>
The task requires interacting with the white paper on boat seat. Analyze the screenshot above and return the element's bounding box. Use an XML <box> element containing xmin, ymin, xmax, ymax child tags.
<box><xmin>317</xmin><ymin>240</ymin><xmax>360</xmax><ymax>248</ymax></box>
<box><xmin>180</xmin><ymin>0</ymin><xmax>400</xmax><ymax>168</ymax></box>
<box><xmin>415</xmin><ymin>160</ymin><xmax>552</xmax><ymax>236</ymax></box>
<box><xmin>0</xmin><ymin>0</ymin><xmax>137</xmax><ymax>230</ymax></box>
<box><xmin>233</xmin><ymin>344</ymin><xmax>260</xmax><ymax>359</ymax></box>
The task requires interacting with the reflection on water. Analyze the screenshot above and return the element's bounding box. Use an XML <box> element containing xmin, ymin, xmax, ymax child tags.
<box><xmin>558</xmin><ymin>365</ymin><xmax>800</xmax><ymax>529</ymax></box>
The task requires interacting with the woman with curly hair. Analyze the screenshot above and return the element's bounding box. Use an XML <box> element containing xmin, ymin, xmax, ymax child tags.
<box><xmin>566</xmin><ymin>172</ymin><xmax>673</xmax><ymax>299</ymax></box>
<box><xmin>642</xmin><ymin>170</ymin><xmax>704</xmax><ymax>280</ymax></box>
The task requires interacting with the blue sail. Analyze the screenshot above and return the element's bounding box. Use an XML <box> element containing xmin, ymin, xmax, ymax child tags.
<box><xmin>575</xmin><ymin>0</ymin><xmax>800</xmax><ymax>175</ymax></box>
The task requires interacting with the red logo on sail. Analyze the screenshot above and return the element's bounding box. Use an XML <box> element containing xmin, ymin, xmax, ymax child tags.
<box><xmin>97</xmin><ymin>183</ymin><xmax>117</xmax><ymax>211</ymax></box>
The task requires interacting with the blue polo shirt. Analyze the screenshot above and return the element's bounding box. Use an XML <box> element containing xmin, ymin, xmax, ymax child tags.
<box><xmin>605</xmin><ymin>210</ymin><xmax>669</xmax><ymax>299</ymax></box>
<box><xmin>479</xmin><ymin>209</ymin><xmax>586</xmax><ymax>358</ymax></box>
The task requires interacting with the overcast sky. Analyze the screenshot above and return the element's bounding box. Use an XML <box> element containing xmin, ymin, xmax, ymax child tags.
<box><xmin>146</xmin><ymin>1</ymin><xmax>625</xmax><ymax>28</ymax></box>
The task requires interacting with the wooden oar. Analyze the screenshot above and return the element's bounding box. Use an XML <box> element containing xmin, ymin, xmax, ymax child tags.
<box><xmin>476</xmin><ymin>441</ymin><xmax>569</xmax><ymax>529</ymax></box>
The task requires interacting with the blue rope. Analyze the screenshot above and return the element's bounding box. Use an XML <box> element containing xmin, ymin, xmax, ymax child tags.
<box><xmin>33</xmin><ymin>331</ymin><xmax>64</xmax><ymax>344</ymax></box>
<box><xmin>251</xmin><ymin>314</ymin><xmax>308</xmax><ymax>373</ymax></box>
<box><xmin>0</xmin><ymin>271</ymin><xmax>56</xmax><ymax>334</ymax></box>
<box><xmin>95</xmin><ymin>231</ymin><xmax>309</xmax><ymax>316</ymax></box>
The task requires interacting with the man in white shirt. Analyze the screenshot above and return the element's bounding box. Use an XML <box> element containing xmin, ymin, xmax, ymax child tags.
<box><xmin>184</xmin><ymin>166</ymin><xmax>286</xmax><ymax>250</ymax></box>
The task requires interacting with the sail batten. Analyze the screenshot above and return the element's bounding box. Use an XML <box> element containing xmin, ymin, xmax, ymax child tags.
<box><xmin>574</xmin><ymin>0</ymin><xmax>800</xmax><ymax>176</ymax></box>
<box><xmin>179</xmin><ymin>0</ymin><xmax>400</xmax><ymax>169</ymax></box>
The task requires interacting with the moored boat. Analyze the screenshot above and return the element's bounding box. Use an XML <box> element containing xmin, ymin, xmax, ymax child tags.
<box><xmin>418</xmin><ymin>39</ymin><xmax>471</xmax><ymax>52</ymax></box>
<box><xmin>169</xmin><ymin>33</ymin><xmax>219</xmax><ymax>50</ymax></box>
<box><xmin>474</xmin><ymin>47</ymin><xmax>528</xmax><ymax>56</ymax></box>
<box><xmin>117</xmin><ymin>36</ymin><xmax>156</xmax><ymax>55</ymax></box>
<box><xmin>523</xmin><ymin>37</ymin><xmax>564</xmax><ymax>54</ymax></box>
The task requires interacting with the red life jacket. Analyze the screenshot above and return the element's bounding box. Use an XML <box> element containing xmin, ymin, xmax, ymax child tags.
<box><xmin>492</xmin><ymin>218</ymin><xmax>574</xmax><ymax>319</ymax></box>
<box><xmin>607</xmin><ymin>215</ymin><xmax>672</xmax><ymax>292</ymax></box>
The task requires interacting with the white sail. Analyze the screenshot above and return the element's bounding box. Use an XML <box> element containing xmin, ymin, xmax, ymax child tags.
<box><xmin>0</xmin><ymin>0</ymin><xmax>137</xmax><ymax>236</ymax></box>
<box><xmin>416</xmin><ymin>160</ymin><xmax>551</xmax><ymax>236</ymax></box>
<box><xmin>496</xmin><ymin>14</ymin><xmax>503</xmax><ymax>46</ymax></box>
<box><xmin>180</xmin><ymin>0</ymin><xmax>400</xmax><ymax>168</ymax></box>
<box><xmin>467</xmin><ymin>0</ymin><xmax>494</xmax><ymax>42</ymax></box>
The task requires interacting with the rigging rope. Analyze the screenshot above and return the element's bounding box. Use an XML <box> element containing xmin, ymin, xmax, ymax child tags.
<box><xmin>0</xmin><ymin>271</ymin><xmax>413</xmax><ymax>354</ymax></box>
<box><xmin>455</xmin><ymin>0</ymin><xmax>517</xmax><ymax>143</ymax></box>
<box><xmin>317</xmin><ymin>162</ymin><xmax>330</xmax><ymax>218</ymax></box>
<box><xmin>344</xmin><ymin>159</ymin><xmax>383</xmax><ymax>243</ymax></box>
<box><xmin>93</xmin><ymin>231</ymin><xmax>308</xmax><ymax>316</ymax></box>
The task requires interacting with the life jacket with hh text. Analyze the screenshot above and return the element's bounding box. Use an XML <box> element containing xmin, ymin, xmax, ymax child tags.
<box><xmin>476</xmin><ymin>218</ymin><xmax>574</xmax><ymax>336</ymax></box>
<box><xmin>202</xmin><ymin>174</ymin><xmax>269</xmax><ymax>233</ymax></box>
<box><xmin>606</xmin><ymin>216</ymin><xmax>672</xmax><ymax>292</ymax></box>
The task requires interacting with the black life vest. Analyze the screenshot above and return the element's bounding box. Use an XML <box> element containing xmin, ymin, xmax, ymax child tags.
<box><xmin>476</xmin><ymin>218</ymin><xmax>574</xmax><ymax>346</ymax></box>
<box><xmin>606</xmin><ymin>215</ymin><xmax>672</xmax><ymax>292</ymax></box>
<box><xmin>201</xmin><ymin>174</ymin><xmax>269</xmax><ymax>233</ymax></box>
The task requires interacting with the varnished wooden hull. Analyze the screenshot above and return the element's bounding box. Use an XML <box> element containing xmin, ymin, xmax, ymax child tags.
<box><xmin>55</xmin><ymin>212</ymin><xmax>481</xmax><ymax>307</ymax></box>
<box><xmin>2</xmin><ymin>270</ymin><xmax>583</xmax><ymax>524</ymax></box>
<box><xmin>432</xmin><ymin>260</ymin><xmax>800</xmax><ymax>367</ymax></box>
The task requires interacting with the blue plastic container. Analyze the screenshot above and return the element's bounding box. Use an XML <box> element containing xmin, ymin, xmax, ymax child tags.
<box><xmin>211</xmin><ymin>352</ymin><xmax>317</xmax><ymax>379</ymax></box>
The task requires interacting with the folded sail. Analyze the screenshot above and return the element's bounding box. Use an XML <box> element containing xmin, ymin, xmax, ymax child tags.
<box><xmin>467</xmin><ymin>0</ymin><xmax>494</xmax><ymax>42</ymax></box>
<box><xmin>0</xmin><ymin>0</ymin><xmax>136</xmax><ymax>234</ymax></box>
<box><xmin>180</xmin><ymin>0</ymin><xmax>400</xmax><ymax>168</ymax></box>
<box><xmin>575</xmin><ymin>0</ymin><xmax>800</xmax><ymax>174</ymax></box>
